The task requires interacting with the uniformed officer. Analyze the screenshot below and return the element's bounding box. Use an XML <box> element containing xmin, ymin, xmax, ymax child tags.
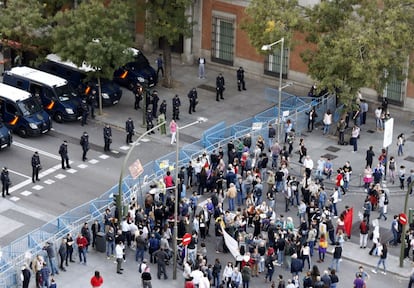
<box><xmin>103</xmin><ymin>124</ymin><xmax>112</xmax><ymax>152</ymax></box>
<box><xmin>188</xmin><ymin>88</ymin><xmax>197</xmax><ymax>114</ymax></box>
<box><xmin>146</xmin><ymin>109</ymin><xmax>155</xmax><ymax>133</ymax></box>
<box><xmin>125</xmin><ymin>118</ymin><xmax>135</xmax><ymax>144</ymax></box>
<box><xmin>80</xmin><ymin>99</ymin><xmax>89</xmax><ymax>126</ymax></box>
<box><xmin>31</xmin><ymin>151</ymin><xmax>41</xmax><ymax>183</ymax></box>
<box><xmin>134</xmin><ymin>83</ymin><xmax>143</xmax><ymax>110</ymax></box>
<box><xmin>159</xmin><ymin>100</ymin><xmax>167</xmax><ymax>116</ymax></box>
<box><xmin>87</xmin><ymin>90</ymin><xmax>97</xmax><ymax>118</ymax></box>
<box><xmin>80</xmin><ymin>131</ymin><xmax>89</xmax><ymax>161</ymax></box>
<box><xmin>216</xmin><ymin>73</ymin><xmax>225</xmax><ymax>101</ymax></box>
<box><xmin>1</xmin><ymin>167</ymin><xmax>10</xmax><ymax>197</ymax></box>
<box><xmin>59</xmin><ymin>141</ymin><xmax>71</xmax><ymax>169</ymax></box>
<box><xmin>151</xmin><ymin>91</ymin><xmax>159</xmax><ymax>118</ymax></box>
<box><xmin>172</xmin><ymin>95</ymin><xmax>181</xmax><ymax>120</ymax></box>
<box><xmin>237</xmin><ymin>67</ymin><xmax>246</xmax><ymax>91</ymax></box>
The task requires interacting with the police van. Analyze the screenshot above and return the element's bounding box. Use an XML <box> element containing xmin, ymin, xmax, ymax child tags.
<box><xmin>0</xmin><ymin>83</ymin><xmax>51</xmax><ymax>137</ymax></box>
<box><xmin>40</xmin><ymin>54</ymin><xmax>122</xmax><ymax>106</ymax></box>
<box><xmin>3</xmin><ymin>66</ymin><xmax>81</xmax><ymax>122</ymax></box>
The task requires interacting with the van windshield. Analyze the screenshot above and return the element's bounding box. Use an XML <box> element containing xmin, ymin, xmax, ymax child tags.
<box><xmin>17</xmin><ymin>98</ymin><xmax>43</xmax><ymax>116</ymax></box>
<box><xmin>55</xmin><ymin>84</ymin><xmax>79</xmax><ymax>102</ymax></box>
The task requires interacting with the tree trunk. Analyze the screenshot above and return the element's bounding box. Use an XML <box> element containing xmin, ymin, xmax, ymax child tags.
<box><xmin>161</xmin><ymin>37</ymin><xmax>173</xmax><ymax>88</ymax></box>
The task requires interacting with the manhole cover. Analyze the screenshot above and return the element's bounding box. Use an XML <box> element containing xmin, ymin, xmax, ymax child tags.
<box><xmin>197</xmin><ymin>84</ymin><xmax>216</xmax><ymax>93</ymax></box>
<box><xmin>326</xmin><ymin>146</ymin><xmax>340</xmax><ymax>152</ymax></box>
<box><xmin>404</xmin><ymin>156</ymin><xmax>414</xmax><ymax>162</ymax></box>
<box><xmin>367</xmin><ymin>130</ymin><xmax>375</xmax><ymax>133</ymax></box>
<box><xmin>321</xmin><ymin>153</ymin><xmax>338</xmax><ymax>160</ymax></box>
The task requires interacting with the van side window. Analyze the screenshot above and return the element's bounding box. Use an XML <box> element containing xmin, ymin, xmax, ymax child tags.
<box><xmin>44</xmin><ymin>88</ymin><xmax>56</xmax><ymax>100</ymax></box>
<box><xmin>16</xmin><ymin>80</ymin><xmax>24</xmax><ymax>89</ymax></box>
<box><xmin>5</xmin><ymin>102</ymin><xmax>17</xmax><ymax>115</ymax></box>
<box><xmin>29</xmin><ymin>84</ymin><xmax>43</xmax><ymax>104</ymax></box>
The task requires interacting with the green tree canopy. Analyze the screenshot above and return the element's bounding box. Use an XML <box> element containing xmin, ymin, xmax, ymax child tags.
<box><xmin>0</xmin><ymin>0</ymin><xmax>50</xmax><ymax>53</ymax></box>
<box><xmin>52</xmin><ymin>0</ymin><xmax>135</xmax><ymax>80</ymax></box>
<box><xmin>145</xmin><ymin>0</ymin><xmax>194</xmax><ymax>87</ymax></box>
<box><xmin>243</xmin><ymin>0</ymin><xmax>414</xmax><ymax>109</ymax></box>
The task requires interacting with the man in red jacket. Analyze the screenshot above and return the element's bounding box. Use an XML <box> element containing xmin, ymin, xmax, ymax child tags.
<box><xmin>76</xmin><ymin>233</ymin><xmax>88</xmax><ymax>264</ymax></box>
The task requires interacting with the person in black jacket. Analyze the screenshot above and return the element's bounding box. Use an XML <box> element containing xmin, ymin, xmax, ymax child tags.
<box><xmin>151</xmin><ymin>91</ymin><xmax>159</xmax><ymax>118</ymax></box>
<box><xmin>172</xmin><ymin>94</ymin><xmax>181</xmax><ymax>120</ymax></box>
<box><xmin>80</xmin><ymin>132</ymin><xmax>89</xmax><ymax>161</ymax></box>
<box><xmin>125</xmin><ymin>117</ymin><xmax>135</xmax><ymax>144</ymax></box>
<box><xmin>103</xmin><ymin>124</ymin><xmax>112</xmax><ymax>152</ymax></box>
<box><xmin>146</xmin><ymin>109</ymin><xmax>155</xmax><ymax>133</ymax></box>
<box><xmin>188</xmin><ymin>88</ymin><xmax>197</xmax><ymax>114</ymax></box>
<box><xmin>21</xmin><ymin>264</ymin><xmax>31</xmax><ymax>288</ymax></box>
<box><xmin>31</xmin><ymin>151</ymin><xmax>41</xmax><ymax>183</ymax></box>
<box><xmin>216</xmin><ymin>73</ymin><xmax>225</xmax><ymax>101</ymax></box>
<box><xmin>237</xmin><ymin>67</ymin><xmax>246</xmax><ymax>91</ymax></box>
<box><xmin>59</xmin><ymin>141</ymin><xmax>71</xmax><ymax>169</ymax></box>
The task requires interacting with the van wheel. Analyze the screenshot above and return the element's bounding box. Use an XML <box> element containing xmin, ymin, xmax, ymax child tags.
<box><xmin>18</xmin><ymin>127</ymin><xmax>28</xmax><ymax>138</ymax></box>
<box><xmin>54</xmin><ymin>112</ymin><xmax>63</xmax><ymax>123</ymax></box>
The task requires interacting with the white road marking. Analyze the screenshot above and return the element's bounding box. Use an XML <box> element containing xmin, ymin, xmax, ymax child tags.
<box><xmin>89</xmin><ymin>159</ymin><xmax>99</xmax><ymax>164</ymax></box>
<box><xmin>31</xmin><ymin>185</ymin><xmax>43</xmax><ymax>191</ymax></box>
<box><xmin>10</xmin><ymin>179</ymin><xmax>32</xmax><ymax>193</ymax></box>
<box><xmin>120</xmin><ymin>145</ymin><xmax>130</xmax><ymax>150</ymax></box>
<box><xmin>66</xmin><ymin>169</ymin><xmax>77</xmax><ymax>174</ymax></box>
<box><xmin>55</xmin><ymin>174</ymin><xmax>66</xmax><ymax>179</ymax></box>
<box><xmin>9</xmin><ymin>196</ymin><xmax>20</xmax><ymax>202</ymax></box>
<box><xmin>44</xmin><ymin>179</ymin><xmax>55</xmax><ymax>185</ymax></box>
<box><xmin>99</xmin><ymin>154</ymin><xmax>110</xmax><ymax>159</ymax></box>
<box><xmin>20</xmin><ymin>191</ymin><xmax>32</xmax><ymax>196</ymax></box>
<box><xmin>77</xmin><ymin>164</ymin><xmax>88</xmax><ymax>169</ymax></box>
<box><xmin>13</xmin><ymin>141</ymin><xmax>61</xmax><ymax>160</ymax></box>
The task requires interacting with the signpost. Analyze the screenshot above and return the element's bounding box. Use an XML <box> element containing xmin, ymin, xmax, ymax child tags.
<box><xmin>182</xmin><ymin>233</ymin><xmax>192</xmax><ymax>246</ymax></box>
<box><xmin>128</xmin><ymin>159</ymin><xmax>143</xmax><ymax>179</ymax></box>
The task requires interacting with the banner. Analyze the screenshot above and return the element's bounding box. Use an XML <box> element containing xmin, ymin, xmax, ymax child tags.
<box><xmin>222</xmin><ymin>228</ymin><xmax>243</xmax><ymax>261</ymax></box>
<box><xmin>344</xmin><ymin>207</ymin><xmax>353</xmax><ymax>239</ymax></box>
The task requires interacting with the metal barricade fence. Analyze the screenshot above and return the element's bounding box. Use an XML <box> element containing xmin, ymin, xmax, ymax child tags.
<box><xmin>0</xmin><ymin>92</ymin><xmax>338</xmax><ymax>286</ymax></box>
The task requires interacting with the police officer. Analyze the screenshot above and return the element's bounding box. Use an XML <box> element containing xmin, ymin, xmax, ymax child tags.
<box><xmin>159</xmin><ymin>99</ymin><xmax>167</xmax><ymax>116</ymax></box>
<box><xmin>80</xmin><ymin>99</ymin><xmax>89</xmax><ymax>126</ymax></box>
<box><xmin>80</xmin><ymin>131</ymin><xmax>89</xmax><ymax>161</ymax></box>
<box><xmin>216</xmin><ymin>73</ymin><xmax>225</xmax><ymax>101</ymax></box>
<box><xmin>146</xmin><ymin>109</ymin><xmax>155</xmax><ymax>133</ymax></box>
<box><xmin>188</xmin><ymin>88</ymin><xmax>197</xmax><ymax>114</ymax></box>
<box><xmin>145</xmin><ymin>90</ymin><xmax>151</xmax><ymax>111</ymax></box>
<box><xmin>125</xmin><ymin>117</ymin><xmax>135</xmax><ymax>144</ymax></box>
<box><xmin>1</xmin><ymin>167</ymin><xmax>10</xmax><ymax>197</ymax></box>
<box><xmin>237</xmin><ymin>67</ymin><xmax>246</xmax><ymax>91</ymax></box>
<box><xmin>172</xmin><ymin>94</ymin><xmax>181</xmax><ymax>120</ymax></box>
<box><xmin>59</xmin><ymin>141</ymin><xmax>71</xmax><ymax>169</ymax></box>
<box><xmin>31</xmin><ymin>151</ymin><xmax>41</xmax><ymax>183</ymax></box>
<box><xmin>151</xmin><ymin>91</ymin><xmax>159</xmax><ymax>118</ymax></box>
<box><xmin>87</xmin><ymin>90</ymin><xmax>97</xmax><ymax>119</ymax></box>
<box><xmin>134</xmin><ymin>83</ymin><xmax>143</xmax><ymax>110</ymax></box>
<box><xmin>103</xmin><ymin>124</ymin><xmax>112</xmax><ymax>152</ymax></box>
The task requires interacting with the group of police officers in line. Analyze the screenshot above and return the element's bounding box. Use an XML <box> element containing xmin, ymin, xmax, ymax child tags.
<box><xmin>65</xmin><ymin>67</ymin><xmax>247</xmax><ymax>167</ymax></box>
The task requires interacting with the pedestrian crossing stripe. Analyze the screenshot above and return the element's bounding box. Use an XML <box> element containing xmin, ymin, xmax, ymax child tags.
<box><xmin>10</xmin><ymin>196</ymin><xmax>20</xmax><ymax>202</ymax></box>
<box><xmin>44</xmin><ymin>179</ymin><xmax>55</xmax><ymax>185</ymax></box>
<box><xmin>20</xmin><ymin>191</ymin><xmax>32</xmax><ymax>196</ymax></box>
<box><xmin>88</xmin><ymin>159</ymin><xmax>99</xmax><ymax>164</ymax></box>
<box><xmin>66</xmin><ymin>169</ymin><xmax>77</xmax><ymax>174</ymax></box>
<box><xmin>31</xmin><ymin>185</ymin><xmax>43</xmax><ymax>191</ymax></box>
<box><xmin>55</xmin><ymin>174</ymin><xmax>66</xmax><ymax>179</ymax></box>
<box><xmin>78</xmin><ymin>164</ymin><xmax>88</xmax><ymax>169</ymax></box>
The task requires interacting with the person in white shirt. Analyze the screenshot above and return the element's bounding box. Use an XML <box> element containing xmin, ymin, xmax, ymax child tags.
<box><xmin>115</xmin><ymin>241</ymin><xmax>124</xmax><ymax>274</ymax></box>
<box><xmin>198</xmin><ymin>272</ymin><xmax>210</xmax><ymax>288</ymax></box>
<box><xmin>223</xmin><ymin>262</ymin><xmax>234</xmax><ymax>287</ymax></box>
<box><xmin>323</xmin><ymin>109</ymin><xmax>333</xmax><ymax>135</ymax></box>
<box><xmin>303</xmin><ymin>155</ymin><xmax>314</xmax><ymax>178</ymax></box>
<box><xmin>191</xmin><ymin>268</ymin><xmax>204</xmax><ymax>286</ymax></box>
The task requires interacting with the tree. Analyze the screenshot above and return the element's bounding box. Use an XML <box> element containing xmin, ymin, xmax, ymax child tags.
<box><xmin>243</xmin><ymin>0</ymin><xmax>414</xmax><ymax>110</ymax></box>
<box><xmin>52</xmin><ymin>0</ymin><xmax>135</xmax><ymax>113</ymax></box>
<box><xmin>145</xmin><ymin>0</ymin><xmax>194</xmax><ymax>88</ymax></box>
<box><xmin>0</xmin><ymin>0</ymin><xmax>50</xmax><ymax>64</ymax></box>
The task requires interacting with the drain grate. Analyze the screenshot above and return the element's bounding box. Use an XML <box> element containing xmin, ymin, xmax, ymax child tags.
<box><xmin>197</xmin><ymin>84</ymin><xmax>216</xmax><ymax>93</ymax></box>
<box><xmin>367</xmin><ymin>130</ymin><xmax>375</xmax><ymax>133</ymax></box>
<box><xmin>326</xmin><ymin>146</ymin><xmax>340</xmax><ymax>152</ymax></box>
<box><xmin>404</xmin><ymin>156</ymin><xmax>414</xmax><ymax>162</ymax></box>
<box><xmin>321</xmin><ymin>153</ymin><xmax>338</xmax><ymax>160</ymax></box>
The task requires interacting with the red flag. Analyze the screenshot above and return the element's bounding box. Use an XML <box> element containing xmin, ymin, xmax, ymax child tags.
<box><xmin>344</xmin><ymin>207</ymin><xmax>354</xmax><ymax>238</ymax></box>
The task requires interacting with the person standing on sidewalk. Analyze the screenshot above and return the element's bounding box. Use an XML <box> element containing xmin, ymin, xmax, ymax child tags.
<box><xmin>350</xmin><ymin>125</ymin><xmax>360</xmax><ymax>152</ymax></box>
<box><xmin>141</xmin><ymin>266</ymin><xmax>152</xmax><ymax>288</ymax></box>
<box><xmin>359</xmin><ymin>218</ymin><xmax>369</xmax><ymax>249</ymax></box>
<box><xmin>58</xmin><ymin>238</ymin><xmax>67</xmax><ymax>272</ymax></box>
<box><xmin>216</xmin><ymin>73</ymin><xmax>225</xmax><ymax>101</ymax></box>
<box><xmin>156</xmin><ymin>54</ymin><xmax>164</xmax><ymax>78</ymax></box>
<box><xmin>328</xmin><ymin>242</ymin><xmax>342</xmax><ymax>272</ymax></box>
<box><xmin>1</xmin><ymin>167</ymin><xmax>11</xmax><ymax>198</ymax></box>
<box><xmin>76</xmin><ymin>233</ymin><xmax>88</xmax><ymax>265</ymax></box>
<box><xmin>116</xmin><ymin>241</ymin><xmax>124</xmax><ymax>274</ymax></box>
<box><xmin>188</xmin><ymin>88</ymin><xmax>197</xmax><ymax>114</ymax></box>
<box><xmin>172</xmin><ymin>94</ymin><xmax>181</xmax><ymax>120</ymax></box>
<box><xmin>90</xmin><ymin>270</ymin><xmax>104</xmax><ymax>288</ymax></box>
<box><xmin>198</xmin><ymin>57</ymin><xmax>206</xmax><ymax>79</ymax></box>
<box><xmin>237</xmin><ymin>67</ymin><xmax>246</xmax><ymax>91</ymax></box>
<box><xmin>372</xmin><ymin>243</ymin><xmax>387</xmax><ymax>275</ymax></box>
<box><xmin>31</xmin><ymin>151</ymin><xmax>41</xmax><ymax>183</ymax></box>
<box><xmin>169</xmin><ymin>119</ymin><xmax>177</xmax><ymax>145</ymax></box>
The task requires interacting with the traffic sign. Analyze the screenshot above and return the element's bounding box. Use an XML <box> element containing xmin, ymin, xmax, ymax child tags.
<box><xmin>182</xmin><ymin>233</ymin><xmax>192</xmax><ymax>246</ymax></box>
<box><xmin>129</xmin><ymin>159</ymin><xmax>143</xmax><ymax>179</ymax></box>
<box><xmin>399</xmin><ymin>213</ymin><xmax>408</xmax><ymax>225</ymax></box>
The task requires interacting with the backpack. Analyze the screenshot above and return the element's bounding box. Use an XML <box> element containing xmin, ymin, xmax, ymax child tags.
<box><xmin>254</xmin><ymin>187</ymin><xmax>262</xmax><ymax>197</ymax></box>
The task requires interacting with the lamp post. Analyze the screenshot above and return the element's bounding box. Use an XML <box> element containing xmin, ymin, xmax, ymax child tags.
<box><xmin>117</xmin><ymin>120</ymin><xmax>166</xmax><ymax>223</ymax></box>
<box><xmin>262</xmin><ymin>37</ymin><xmax>285</xmax><ymax>142</ymax></box>
<box><xmin>173</xmin><ymin>117</ymin><xmax>207</xmax><ymax>279</ymax></box>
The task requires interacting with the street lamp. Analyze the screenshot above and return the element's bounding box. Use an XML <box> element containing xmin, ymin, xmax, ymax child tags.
<box><xmin>117</xmin><ymin>120</ymin><xmax>166</xmax><ymax>223</ymax></box>
<box><xmin>261</xmin><ymin>37</ymin><xmax>286</xmax><ymax>142</ymax></box>
<box><xmin>173</xmin><ymin>117</ymin><xmax>207</xmax><ymax>279</ymax></box>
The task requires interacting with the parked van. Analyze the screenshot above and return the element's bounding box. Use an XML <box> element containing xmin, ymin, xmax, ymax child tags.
<box><xmin>0</xmin><ymin>83</ymin><xmax>51</xmax><ymax>137</ymax></box>
<box><xmin>113</xmin><ymin>48</ymin><xmax>157</xmax><ymax>89</ymax></box>
<box><xmin>3</xmin><ymin>66</ymin><xmax>81</xmax><ymax>123</ymax></box>
<box><xmin>40</xmin><ymin>54</ymin><xmax>122</xmax><ymax>106</ymax></box>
